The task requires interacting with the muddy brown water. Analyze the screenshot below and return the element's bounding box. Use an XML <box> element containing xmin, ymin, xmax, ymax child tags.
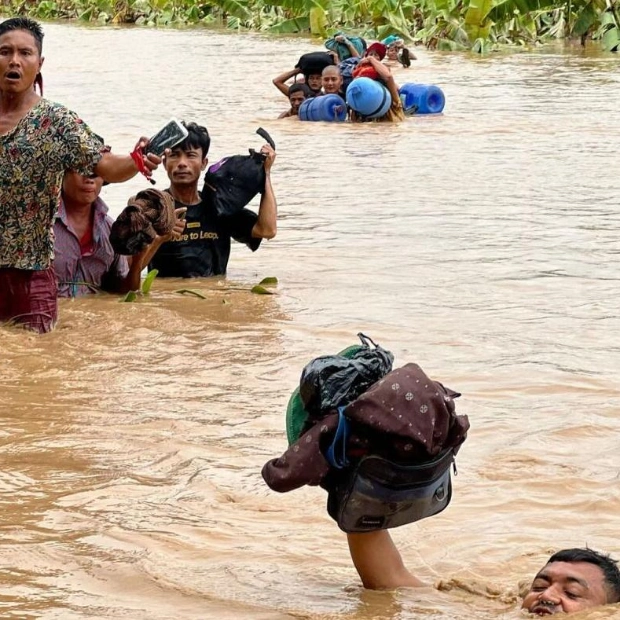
<box><xmin>1</xmin><ymin>23</ymin><xmax>619</xmax><ymax>619</ymax></box>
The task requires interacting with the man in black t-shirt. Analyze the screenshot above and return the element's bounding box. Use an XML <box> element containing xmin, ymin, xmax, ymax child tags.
<box><xmin>148</xmin><ymin>122</ymin><xmax>277</xmax><ymax>278</ymax></box>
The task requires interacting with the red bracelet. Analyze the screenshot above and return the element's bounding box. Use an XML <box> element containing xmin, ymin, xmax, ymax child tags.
<box><xmin>130</xmin><ymin>146</ymin><xmax>156</xmax><ymax>185</ymax></box>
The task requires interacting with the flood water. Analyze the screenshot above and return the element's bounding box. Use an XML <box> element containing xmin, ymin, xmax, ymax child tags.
<box><xmin>2</xmin><ymin>22</ymin><xmax>620</xmax><ymax>619</ymax></box>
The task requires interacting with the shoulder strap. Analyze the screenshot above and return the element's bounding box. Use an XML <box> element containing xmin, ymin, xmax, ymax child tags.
<box><xmin>326</xmin><ymin>407</ymin><xmax>351</xmax><ymax>469</ymax></box>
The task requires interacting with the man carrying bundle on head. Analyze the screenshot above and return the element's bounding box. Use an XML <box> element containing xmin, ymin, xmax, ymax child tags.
<box><xmin>273</xmin><ymin>66</ymin><xmax>322</xmax><ymax>99</ymax></box>
<box><xmin>324</xmin><ymin>32</ymin><xmax>366</xmax><ymax>62</ymax></box>
<box><xmin>272</xmin><ymin>50</ymin><xmax>336</xmax><ymax>104</ymax></box>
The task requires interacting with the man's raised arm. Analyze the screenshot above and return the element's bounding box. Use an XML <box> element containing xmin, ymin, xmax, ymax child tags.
<box><xmin>347</xmin><ymin>530</ymin><xmax>425</xmax><ymax>590</ymax></box>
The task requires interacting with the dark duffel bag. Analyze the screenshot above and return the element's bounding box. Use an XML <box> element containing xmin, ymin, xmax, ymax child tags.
<box><xmin>296</xmin><ymin>51</ymin><xmax>335</xmax><ymax>76</ymax></box>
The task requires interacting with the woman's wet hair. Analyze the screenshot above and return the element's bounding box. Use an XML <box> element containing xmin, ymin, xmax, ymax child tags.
<box><xmin>0</xmin><ymin>17</ymin><xmax>44</xmax><ymax>54</ymax></box>
<box><xmin>177</xmin><ymin>121</ymin><xmax>211</xmax><ymax>158</ymax></box>
<box><xmin>400</xmin><ymin>47</ymin><xmax>411</xmax><ymax>68</ymax></box>
<box><xmin>548</xmin><ymin>548</ymin><xmax>620</xmax><ymax>603</ymax></box>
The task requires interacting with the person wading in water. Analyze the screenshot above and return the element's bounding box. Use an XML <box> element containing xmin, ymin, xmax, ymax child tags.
<box><xmin>0</xmin><ymin>17</ymin><xmax>162</xmax><ymax>332</ymax></box>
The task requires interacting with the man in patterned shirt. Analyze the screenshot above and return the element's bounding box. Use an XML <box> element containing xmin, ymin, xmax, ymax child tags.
<box><xmin>0</xmin><ymin>17</ymin><xmax>162</xmax><ymax>333</ymax></box>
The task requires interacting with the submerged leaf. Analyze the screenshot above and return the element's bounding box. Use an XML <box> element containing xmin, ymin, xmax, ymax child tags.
<box><xmin>175</xmin><ymin>289</ymin><xmax>208</xmax><ymax>299</ymax></box>
<box><xmin>122</xmin><ymin>291</ymin><xmax>138</xmax><ymax>303</ymax></box>
<box><xmin>251</xmin><ymin>285</ymin><xmax>275</xmax><ymax>295</ymax></box>
<box><xmin>259</xmin><ymin>276</ymin><xmax>279</xmax><ymax>286</ymax></box>
<box><xmin>141</xmin><ymin>269</ymin><xmax>158</xmax><ymax>295</ymax></box>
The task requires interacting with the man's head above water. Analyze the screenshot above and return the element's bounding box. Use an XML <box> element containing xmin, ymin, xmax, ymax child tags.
<box><xmin>346</xmin><ymin>532</ymin><xmax>619</xmax><ymax>615</ymax></box>
<box><xmin>522</xmin><ymin>548</ymin><xmax>620</xmax><ymax>615</ymax></box>
<box><xmin>321</xmin><ymin>65</ymin><xmax>343</xmax><ymax>95</ymax></box>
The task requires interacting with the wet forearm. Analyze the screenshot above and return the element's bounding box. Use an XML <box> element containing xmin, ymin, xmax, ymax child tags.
<box><xmin>119</xmin><ymin>259</ymin><xmax>143</xmax><ymax>293</ymax></box>
<box><xmin>95</xmin><ymin>152</ymin><xmax>139</xmax><ymax>184</ymax></box>
<box><xmin>252</xmin><ymin>173</ymin><xmax>277</xmax><ymax>239</ymax></box>
<box><xmin>273</xmin><ymin>69</ymin><xmax>299</xmax><ymax>96</ymax></box>
<box><xmin>345</xmin><ymin>39</ymin><xmax>360</xmax><ymax>57</ymax></box>
<box><xmin>116</xmin><ymin>237</ymin><xmax>167</xmax><ymax>293</ymax></box>
<box><xmin>347</xmin><ymin>531</ymin><xmax>425</xmax><ymax>590</ymax></box>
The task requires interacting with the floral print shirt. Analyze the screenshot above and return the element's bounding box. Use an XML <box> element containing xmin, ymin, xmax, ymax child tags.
<box><xmin>0</xmin><ymin>98</ymin><xmax>104</xmax><ymax>270</ymax></box>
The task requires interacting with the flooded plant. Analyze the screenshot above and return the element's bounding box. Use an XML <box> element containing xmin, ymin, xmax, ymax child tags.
<box><xmin>121</xmin><ymin>269</ymin><xmax>159</xmax><ymax>302</ymax></box>
<box><xmin>4</xmin><ymin>0</ymin><xmax>615</xmax><ymax>53</ymax></box>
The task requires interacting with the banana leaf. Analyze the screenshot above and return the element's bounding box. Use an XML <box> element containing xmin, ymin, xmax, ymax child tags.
<box><xmin>141</xmin><ymin>269</ymin><xmax>158</xmax><ymax>295</ymax></box>
<box><xmin>571</xmin><ymin>2</ymin><xmax>599</xmax><ymax>36</ymax></box>
<box><xmin>268</xmin><ymin>16</ymin><xmax>310</xmax><ymax>32</ymax></box>
<box><xmin>487</xmin><ymin>0</ymin><xmax>558</xmax><ymax>24</ymax></box>
<box><xmin>251</xmin><ymin>285</ymin><xmax>275</xmax><ymax>295</ymax></box>
<box><xmin>464</xmin><ymin>0</ymin><xmax>494</xmax><ymax>39</ymax></box>
<box><xmin>601</xmin><ymin>23</ymin><xmax>620</xmax><ymax>50</ymax></box>
<box><xmin>436</xmin><ymin>37</ymin><xmax>469</xmax><ymax>50</ymax></box>
<box><xmin>266</xmin><ymin>0</ymin><xmax>331</xmax><ymax>11</ymax></box>
<box><xmin>471</xmin><ymin>36</ymin><xmax>492</xmax><ymax>51</ymax></box>
<box><xmin>309</xmin><ymin>6</ymin><xmax>327</xmax><ymax>35</ymax></box>
<box><xmin>210</xmin><ymin>0</ymin><xmax>253</xmax><ymax>20</ymax></box>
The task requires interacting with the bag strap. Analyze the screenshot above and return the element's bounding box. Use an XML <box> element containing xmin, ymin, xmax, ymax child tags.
<box><xmin>357</xmin><ymin>332</ymin><xmax>378</xmax><ymax>348</ymax></box>
<box><xmin>365</xmin><ymin>86</ymin><xmax>389</xmax><ymax>119</ymax></box>
<box><xmin>256</xmin><ymin>127</ymin><xmax>276</xmax><ymax>150</ymax></box>
<box><xmin>326</xmin><ymin>406</ymin><xmax>350</xmax><ymax>469</ymax></box>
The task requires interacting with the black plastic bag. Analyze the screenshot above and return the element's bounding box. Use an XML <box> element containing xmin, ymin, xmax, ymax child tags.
<box><xmin>295</xmin><ymin>51</ymin><xmax>335</xmax><ymax>76</ymax></box>
<box><xmin>299</xmin><ymin>333</ymin><xmax>393</xmax><ymax>420</ymax></box>
<box><xmin>202</xmin><ymin>127</ymin><xmax>276</xmax><ymax>219</ymax></box>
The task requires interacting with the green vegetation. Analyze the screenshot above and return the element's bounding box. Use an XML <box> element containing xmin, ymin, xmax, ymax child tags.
<box><xmin>121</xmin><ymin>268</ymin><xmax>158</xmax><ymax>301</ymax></box>
<box><xmin>1</xmin><ymin>0</ymin><xmax>618</xmax><ymax>51</ymax></box>
<box><xmin>171</xmin><ymin>276</ymin><xmax>279</xmax><ymax>299</ymax></box>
